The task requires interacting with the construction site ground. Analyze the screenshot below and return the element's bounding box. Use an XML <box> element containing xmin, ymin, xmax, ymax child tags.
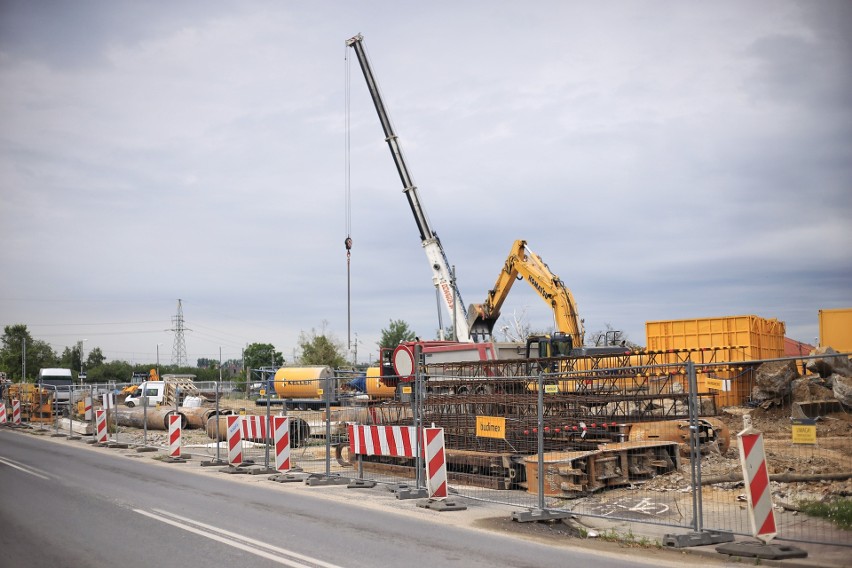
<box><xmin>113</xmin><ymin>398</ymin><xmax>852</xmax><ymax>504</ymax></box>
<box><xmin>11</xmin><ymin>422</ymin><xmax>849</xmax><ymax>568</ymax></box>
<box><xmin>50</xmin><ymin>396</ymin><xmax>851</xmax><ymax>564</ymax></box>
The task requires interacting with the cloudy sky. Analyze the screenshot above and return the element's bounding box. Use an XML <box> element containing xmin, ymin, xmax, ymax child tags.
<box><xmin>1</xmin><ymin>1</ymin><xmax>850</xmax><ymax>367</ymax></box>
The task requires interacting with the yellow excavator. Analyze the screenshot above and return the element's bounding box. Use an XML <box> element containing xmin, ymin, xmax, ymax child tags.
<box><xmin>120</xmin><ymin>368</ymin><xmax>160</xmax><ymax>397</ymax></box>
<box><xmin>467</xmin><ymin>239</ymin><xmax>627</xmax><ymax>359</ymax></box>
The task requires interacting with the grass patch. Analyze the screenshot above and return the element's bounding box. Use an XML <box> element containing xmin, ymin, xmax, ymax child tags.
<box><xmin>798</xmin><ymin>499</ymin><xmax>852</xmax><ymax>530</ymax></box>
<box><xmin>595</xmin><ymin>527</ymin><xmax>659</xmax><ymax>548</ymax></box>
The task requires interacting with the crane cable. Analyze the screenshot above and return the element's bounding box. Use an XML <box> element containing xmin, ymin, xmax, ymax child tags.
<box><xmin>344</xmin><ymin>45</ymin><xmax>353</xmax><ymax>351</ymax></box>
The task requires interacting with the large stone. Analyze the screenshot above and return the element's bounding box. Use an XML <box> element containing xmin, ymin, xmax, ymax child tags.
<box><xmin>806</xmin><ymin>346</ymin><xmax>852</xmax><ymax>378</ymax></box>
<box><xmin>791</xmin><ymin>377</ymin><xmax>835</xmax><ymax>403</ymax></box>
<box><xmin>752</xmin><ymin>359</ymin><xmax>799</xmax><ymax>403</ymax></box>
<box><xmin>833</xmin><ymin>374</ymin><xmax>852</xmax><ymax>408</ymax></box>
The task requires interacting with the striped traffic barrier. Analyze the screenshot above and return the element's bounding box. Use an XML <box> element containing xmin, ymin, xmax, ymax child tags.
<box><xmin>273</xmin><ymin>416</ymin><xmax>291</xmax><ymax>471</ymax></box>
<box><xmin>95</xmin><ymin>409</ymin><xmax>108</xmax><ymax>443</ymax></box>
<box><xmin>424</xmin><ymin>427</ymin><xmax>448</xmax><ymax>499</ymax></box>
<box><xmin>0</xmin><ymin>402</ymin><xmax>6</xmax><ymax>424</ymax></box>
<box><xmin>737</xmin><ymin>419</ymin><xmax>777</xmax><ymax>543</ymax></box>
<box><xmin>241</xmin><ymin>414</ymin><xmax>268</xmax><ymax>442</ymax></box>
<box><xmin>226</xmin><ymin>415</ymin><xmax>243</xmax><ymax>465</ymax></box>
<box><xmin>169</xmin><ymin>414</ymin><xmax>182</xmax><ymax>458</ymax></box>
<box><xmin>348</xmin><ymin>424</ymin><xmax>418</xmax><ymax>458</ymax></box>
<box><xmin>84</xmin><ymin>395</ymin><xmax>93</xmax><ymax>421</ymax></box>
<box><xmin>11</xmin><ymin>399</ymin><xmax>21</xmax><ymax>425</ymax></box>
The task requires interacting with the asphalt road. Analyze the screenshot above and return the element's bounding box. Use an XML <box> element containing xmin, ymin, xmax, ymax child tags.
<box><xmin>1</xmin><ymin>429</ymin><xmax>695</xmax><ymax>568</ymax></box>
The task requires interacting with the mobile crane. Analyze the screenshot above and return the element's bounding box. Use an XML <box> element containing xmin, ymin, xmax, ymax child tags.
<box><xmin>346</xmin><ymin>34</ymin><xmax>478</xmax><ymax>342</ymax></box>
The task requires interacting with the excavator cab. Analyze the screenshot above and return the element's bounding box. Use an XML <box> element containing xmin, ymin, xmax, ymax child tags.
<box><xmin>525</xmin><ymin>333</ymin><xmax>574</xmax><ymax>359</ymax></box>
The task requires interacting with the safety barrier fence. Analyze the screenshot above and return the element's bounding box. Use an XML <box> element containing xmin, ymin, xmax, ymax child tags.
<box><xmin>2</xmin><ymin>354</ymin><xmax>849</xmax><ymax>549</ymax></box>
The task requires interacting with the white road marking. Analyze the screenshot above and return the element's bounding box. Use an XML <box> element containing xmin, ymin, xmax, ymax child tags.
<box><xmin>134</xmin><ymin>508</ymin><xmax>344</xmax><ymax>568</ymax></box>
<box><xmin>0</xmin><ymin>456</ymin><xmax>51</xmax><ymax>480</ymax></box>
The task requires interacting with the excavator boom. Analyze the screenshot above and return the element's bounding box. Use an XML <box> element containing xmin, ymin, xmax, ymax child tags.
<box><xmin>468</xmin><ymin>239</ymin><xmax>584</xmax><ymax>346</ymax></box>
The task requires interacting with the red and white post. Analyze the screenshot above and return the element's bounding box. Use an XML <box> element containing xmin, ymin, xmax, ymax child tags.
<box><xmin>95</xmin><ymin>409</ymin><xmax>108</xmax><ymax>443</ymax></box>
<box><xmin>272</xmin><ymin>416</ymin><xmax>291</xmax><ymax>471</ymax></box>
<box><xmin>424</xmin><ymin>427</ymin><xmax>448</xmax><ymax>499</ymax></box>
<box><xmin>737</xmin><ymin>416</ymin><xmax>777</xmax><ymax>543</ymax></box>
<box><xmin>168</xmin><ymin>414</ymin><xmax>182</xmax><ymax>458</ymax></box>
<box><xmin>84</xmin><ymin>395</ymin><xmax>93</xmax><ymax>421</ymax></box>
<box><xmin>0</xmin><ymin>402</ymin><xmax>6</xmax><ymax>424</ymax></box>
<box><xmin>11</xmin><ymin>399</ymin><xmax>21</xmax><ymax>425</ymax></box>
<box><xmin>226</xmin><ymin>415</ymin><xmax>243</xmax><ymax>466</ymax></box>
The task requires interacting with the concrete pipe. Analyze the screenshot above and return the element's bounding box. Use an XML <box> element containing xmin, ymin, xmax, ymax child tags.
<box><xmin>182</xmin><ymin>407</ymin><xmax>221</xmax><ymax>429</ymax></box>
<box><xmin>206</xmin><ymin>415</ymin><xmax>311</xmax><ymax>448</ymax></box>
<box><xmin>114</xmin><ymin>407</ymin><xmax>187</xmax><ymax>430</ymax></box>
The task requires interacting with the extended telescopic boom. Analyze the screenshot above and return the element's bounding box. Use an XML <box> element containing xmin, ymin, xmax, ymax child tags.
<box><xmin>346</xmin><ymin>33</ymin><xmax>473</xmax><ymax>342</ymax></box>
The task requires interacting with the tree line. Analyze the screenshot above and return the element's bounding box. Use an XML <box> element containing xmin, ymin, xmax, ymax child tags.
<box><xmin>0</xmin><ymin>319</ymin><xmax>419</xmax><ymax>384</ymax></box>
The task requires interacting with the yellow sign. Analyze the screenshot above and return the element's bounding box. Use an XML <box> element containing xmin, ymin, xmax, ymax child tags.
<box><xmin>791</xmin><ymin>419</ymin><xmax>816</xmax><ymax>445</ymax></box>
<box><xmin>476</xmin><ymin>416</ymin><xmax>506</xmax><ymax>439</ymax></box>
<box><xmin>544</xmin><ymin>384</ymin><xmax>559</xmax><ymax>394</ymax></box>
<box><xmin>705</xmin><ymin>378</ymin><xmax>731</xmax><ymax>391</ymax></box>
<box><xmin>401</xmin><ymin>386</ymin><xmax>412</xmax><ymax>394</ymax></box>
<box><xmin>317</xmin><ymin>388</ymin><xmax>324</xmax><ymax>396</ymax></box>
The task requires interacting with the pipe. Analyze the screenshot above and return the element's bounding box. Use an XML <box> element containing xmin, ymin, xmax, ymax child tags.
<box><xmin>114</xmin><ymin>407</ymin><xmax>188</xmax><ymax>430</ymax></box>
<box><xmin>205</xmin><ymin>415</ymin><xmax>311</xmax><ymax>448</ymax></box>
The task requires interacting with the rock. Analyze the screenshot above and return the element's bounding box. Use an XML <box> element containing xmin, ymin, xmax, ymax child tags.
<box><xmin>806</xmin><ymin>346</ymin><xmax>852</xmax><ymax>378</ymax></box>
<box><xmin>791</xmin><ymin>377</ymin><xmax>836</xmax><ymax>403</ymax></box>
<box><xmin>832</xmin><ymin>374</ymin><xmax>852</xmax><ymax>408</ymax></box>
<box><xmin>752</xmin><ymin>360</ymin><xmax>799</xmax><ymax>404</ymax></box>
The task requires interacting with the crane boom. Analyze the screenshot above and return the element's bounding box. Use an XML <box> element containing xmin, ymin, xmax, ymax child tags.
<box><xmin>346</xmin><ymin>34</ymin><xmax>472</xmax><ymax>342</ymax></box>
<box><xmin>467</xmin><ymin>239</ymin><xmax>585</xmax><ymax>347</ymax></box>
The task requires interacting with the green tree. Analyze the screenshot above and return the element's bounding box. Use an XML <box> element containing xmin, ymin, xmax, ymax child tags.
<box><xmin>86</xmin><ymin>347</ymin><xmax>105</xmax><ymax>368</ymax></box>
<box><xmin>244</xmin><ymin>343</ymin><xmax>284</xmax><ymax>372</ymax></box>
<box><xmin>86</xmin><ymin>360</ymin><xmax>134</xmax><ymax>383</ymax></box>
<box><xmin>298</xmin><ymin>326</ymin><xmax>347</xmax><ymax>368</ymax></box>
<box><xmin>0</xmin><ymin>324</ymin><xmax>57</xmax><ymax>381</ymax></box>
<box><xmin>379</xmin><ymin>319</ymin><xmax>416</xmax><ymax>349</ymax></box>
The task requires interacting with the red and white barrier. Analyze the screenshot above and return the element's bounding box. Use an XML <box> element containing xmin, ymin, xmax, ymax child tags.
<box><xmin>348</xmin><ymin>424</ymin><xmax>418</xmax><ymax>458</ymax></box>
<box><xmin>424</xmin><ymin>427</ymin><xmax>448</xmax><ymax>499</ymax></box>
<box><xmin>273</xmin><ymin>416</ymin><xmax>291</xmax><ymax>471</ymax></box>
<box><xmin>0</xmin><ymin>403</ymin><xmax>6</xmax><ymax>424</ymax></box>
<box><xmin>95</xmin><ymin>409</ymin><xmax>108</xmax><ymax>443</ymax></box>
<box><xmin>226</xmin><ymin>415</ymin><xmax>243</xmax><ymax>465</ymax></box>
<box><xmin>348</xmin><ymin>424</ymin><xmax>449</xmax><ymax>499</ymax></box>
<box><xmin>241</xmin><ymin>414</ymin><xmax>269</xmax><ymax>441</ymax></box>
<box><xmin>169</xmin><ymin>414</ymin><xmax>182</xmax><ymax>458</ymax></box>
<box><xmin>11</xmin><ymin>399</ymin><xmax>21</xmax><ymax>425</ymax></box>
<box><xmin>738</xmin><ymin>422</ymin><xmax>777</xmax><ymax>542</ymax></box>
<box><xmin>84</xmin><ymin>395</ymin><xmax>93</xmax><ymax>421</ymax></box>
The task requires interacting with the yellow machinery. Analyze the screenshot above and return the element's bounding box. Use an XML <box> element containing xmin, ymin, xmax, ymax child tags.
<box><xmin>120</xmin><ymin>368</ymin><xmax>160</xmax><ymax>397</ymax></box>
<box><xmin>7</xmin><ymin>383</ymin><xmax>54</xmax><ymax>423</ymax></box>
<box><xmin>467</xmin><ymin>239</ymin><xmax>585</xmax><ymax>346</ymax></box>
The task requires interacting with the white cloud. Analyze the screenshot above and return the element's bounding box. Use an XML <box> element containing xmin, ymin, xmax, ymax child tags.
<box><xmin>1</xmin><ymin>1</ymin><xmax>849</xmax><ymax>364</ymax></box>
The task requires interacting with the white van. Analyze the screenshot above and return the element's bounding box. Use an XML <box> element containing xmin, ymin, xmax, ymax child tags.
<box><xmin>124</xmin><ymin>381</ymin><xmax>166</xmax><ymax>408</ymax></box>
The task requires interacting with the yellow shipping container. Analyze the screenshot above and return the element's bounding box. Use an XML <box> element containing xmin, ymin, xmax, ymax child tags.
<box><xmin>646</xmin><ymin>315</ymin><xmax>785</xmax><ymax>407</ymax></box>
<box><xmin>645</xmin><ymin>315</ymin><xmax>785</xmax><ymax>361</ymax></box>
<box><xmin>819</xmin><ymin>308</ymin><xmax>852</xmax><ymax>353</ymax></box>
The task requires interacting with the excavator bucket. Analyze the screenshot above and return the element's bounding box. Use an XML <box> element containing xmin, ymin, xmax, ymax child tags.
<box><xmin>467</xmin><ymin>303</ymin><xmax>498</xmax><ymax>342</ymax></box>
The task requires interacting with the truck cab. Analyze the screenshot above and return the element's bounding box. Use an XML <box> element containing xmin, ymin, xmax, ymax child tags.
<box><xmin>37</xmin><ymin>368</ymin><xmax>74</xmax><ymax>410</ymax></box>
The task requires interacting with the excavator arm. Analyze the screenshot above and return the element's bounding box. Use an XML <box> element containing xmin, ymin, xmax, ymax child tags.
<box><xmin>467</xmin><ymin>239</ymin><xmax>585</xmax><ymax>347</ymax></box>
